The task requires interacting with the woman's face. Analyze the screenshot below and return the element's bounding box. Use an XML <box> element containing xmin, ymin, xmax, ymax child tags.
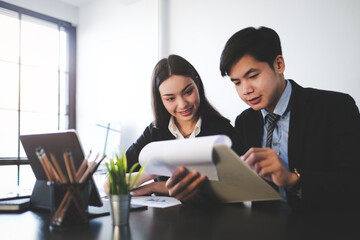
<box><xmin>158</xmin><ymin>75</ymin><xmax>200</xmax><ymax>124</ymax></box>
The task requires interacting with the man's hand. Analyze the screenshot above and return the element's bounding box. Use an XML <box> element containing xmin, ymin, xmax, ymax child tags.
<box><xmin>165</xmin><ymin>166</ymin><xmax>207</xmax><ymax>203</ymax></box>
<box><xmin>240</xmin><ymin>147</ymin><xmax>298</xmax><ymax>188</ymax></box>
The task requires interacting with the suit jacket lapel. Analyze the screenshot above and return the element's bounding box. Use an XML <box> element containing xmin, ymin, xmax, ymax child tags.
<box><xmin>288</xmin><ymin>80</ymin><xmax>308</xmax><ymax>170</ymax></box>
<box><xmin>254</xmin><ymin>112</ymin><xmax>264</xmax><ymax>147</ymax></box>
<box><xmin>247</xmin><ymin>111</ymin><xmax>264</xmax><ymax>149</ymax></box>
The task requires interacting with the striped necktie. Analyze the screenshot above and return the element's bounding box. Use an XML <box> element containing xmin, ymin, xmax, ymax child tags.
<box><xmin>266</xmin><ymin>113</ymin><xmax>280</xmax><ymax>148</ymax></box>
<box><xmin>265</xmin><ymin>113</ymin><xmax>280</xmax><ymax>191</ymax></box>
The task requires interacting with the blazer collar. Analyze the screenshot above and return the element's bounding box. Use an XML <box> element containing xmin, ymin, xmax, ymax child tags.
<box><xmin>251</xmin><ymin>111</ymin><xmax>265</xmax><ymax>148</ymax></box>
<box><xmin>287</xmin><ymin>80</ymin><xmax>309</xmax><ymax>169</ymax></box>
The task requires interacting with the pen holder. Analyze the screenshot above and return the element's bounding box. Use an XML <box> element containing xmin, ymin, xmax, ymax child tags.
<box><xmin>48</xmin><ymin>182</ymin><xmax>90</xmax><ymax>230</ymax></box>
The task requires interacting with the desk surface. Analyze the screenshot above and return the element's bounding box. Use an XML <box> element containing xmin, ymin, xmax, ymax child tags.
<box><xmin>0</xmin><ymin>201</ymin><xmax>358</xmax><ymax>240</ymax></box>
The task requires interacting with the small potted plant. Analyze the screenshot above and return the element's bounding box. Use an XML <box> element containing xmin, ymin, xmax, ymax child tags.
<box><xmin>105</xmin><ymin>152</ymin><xmax>144</xmax><ymax>226</ymax></box>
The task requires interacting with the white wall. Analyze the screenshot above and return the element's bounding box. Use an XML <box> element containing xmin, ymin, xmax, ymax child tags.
<box><xmin>76</xmin><ymin>0</ymin><xmax>159</xmax><ymax>155</ymax></box>
<box><xmin>166</xmin><ymin>0</ymin><xmax>360</xmax><ymax>124</ymax></box>
<box><xmin>5</xmin><ymin>0</ymin><xmax>360</xmax><ymax>156</ymax></box>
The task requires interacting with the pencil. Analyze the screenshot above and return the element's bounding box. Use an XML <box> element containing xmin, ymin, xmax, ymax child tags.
<box><xmin>75</xmin><ymin>158</ymin><xmax>88</xmax><ymax>181</ymax></box>
<box><xmin>54</xmin><ymin>152</ymin><xmax>95</xmax><ymax>221</ymax></box>
<box><xmin>53</xmin><ymin>185</ymin><xmax>87</xmax><ymax>223</ymax></box>
<box><xmin>54</xmin><ymin>151</ymin><xmax>103</xmax><ymax>223</ymax></box>
<box><xmin>68</xmin><ymin>185</ymin><xmax>88</xmax><ymax>220</ymax></box>
<box><xmin>55</xmin><ymin>156</ymin><xmax>89</xmax><ymax>218</ymax></box>
<box><xmin>75</xmin><ymin>150</ymin><xmax>92</xmax><ymax>181</ymax></box>
<box><xmin>50</xmin><ymin>153</ymin><xmax>67</xmax><ymax>183</ymax></box>
<box><xmin>38</xmin><ymin>156</ymin><xmax>52</xmax><ymax>181</ymax></box>
<box><xmin>53</xmin><ymin>190</ymin><xmax>71</xmax><ymax>222</ymax></box>
<box><xmin>79</xmin><ymin>160</ymin><xmax>96</xmax><ymax>183</ymax></box>
<box><xmin>66</xmin><ymin>151</ymin><xmax>77</xmax><ymax>181</ymax></box>
<box><xmin>89</xmin><ymin>155</ymin><xmax>106</xmax><ymax>177</ymax></box>
<box><xmin>63</xmin><ymin>152</ymin><xmax>75</xmax><ymax>183</ymax></box>
<box><xmin>43</xmin><ymin>155</ymin><xmax>61</xmax><ymax>182</ymax></box>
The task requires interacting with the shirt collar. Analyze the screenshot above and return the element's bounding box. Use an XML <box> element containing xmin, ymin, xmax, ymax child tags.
<box><xmin>261</xmin><ymin>79</ymin><xmax>292</xmax><ymax>119</ymax></box>
<box><xmin>168</xmin><ymin>116</ymin><xmax>202</xmax><ymax>139</ymax></box>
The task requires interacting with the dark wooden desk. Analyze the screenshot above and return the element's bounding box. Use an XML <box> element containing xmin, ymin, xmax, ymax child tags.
<box><xmin>0</xmin><ymin>202</ymin><xmax>358</xmax><ymax>240</ymax></box>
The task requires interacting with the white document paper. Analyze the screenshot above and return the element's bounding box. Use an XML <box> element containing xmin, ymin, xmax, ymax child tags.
<box><xmin>138</xmin><ymin>135</ymin><xmax>232</xmax><ymax>180</ymax></box>
<box><xmin>131</xmin><ymin>196</ymin><xmax>181</xmax><ymax>208</ymax></box>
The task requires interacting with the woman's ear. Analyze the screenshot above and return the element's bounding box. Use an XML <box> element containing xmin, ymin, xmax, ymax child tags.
<box><xmin>273</xmin><ymin>55</ymin><xmax>285</xmax><ymax>74</ymax></box>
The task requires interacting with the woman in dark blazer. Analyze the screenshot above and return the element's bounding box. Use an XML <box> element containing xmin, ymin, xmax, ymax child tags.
<box><xmin>105</xmin><ymin>55</ymin><xmax>234</xmax><ymax>202</ymax></box>
<box><xmin>126</xmin><ymin>55</ymin><xmax>234</xmax><ymax>168</ymax></box>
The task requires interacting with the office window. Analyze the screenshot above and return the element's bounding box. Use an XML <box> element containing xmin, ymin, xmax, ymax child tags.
<box><xmin>0</xmin><ymin>2</ymin><xmax>76</xmax><ymax>194</ymax></box>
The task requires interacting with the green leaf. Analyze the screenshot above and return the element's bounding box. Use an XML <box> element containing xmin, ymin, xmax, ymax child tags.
<box><xmin>123</xmin><ymin>153</ymin><xmax>127</xmax><ymax>173</ymax></box>
<box><xmin>130</xmin><ymin>163</ymin><xmax>145</xmax><ymax>189</ymax></box>
<box><xmin>105</xmin><ymin>152</ymin><xmax>144</xmax><ymax>195</ymax></box>
<box><xmin>128</xmin><ymin>163</ymin><xmax>137</xmax><ymax>186</ymax></box>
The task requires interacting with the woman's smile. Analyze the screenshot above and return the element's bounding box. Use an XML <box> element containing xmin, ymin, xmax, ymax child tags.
<box><xmin>178</xmin><ymin>107</ymin><xmax>193</xmax><ymax>117</ymax></box>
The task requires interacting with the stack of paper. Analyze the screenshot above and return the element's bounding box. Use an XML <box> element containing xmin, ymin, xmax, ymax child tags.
<box><xmin>138</xmin><ymin>135</ymin><xmax>281</xmax><ymax>203</ymax></box>
<box><xmin>139</xmin><ymin>135</ymin><xmax>231</xmax><ymax>180</ymax></box>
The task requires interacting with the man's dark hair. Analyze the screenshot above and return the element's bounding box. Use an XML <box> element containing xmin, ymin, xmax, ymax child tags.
<box><xmin>220</xmin><ymin>26</ymin><xmax>282</xmax><ymax>77</ymax></box>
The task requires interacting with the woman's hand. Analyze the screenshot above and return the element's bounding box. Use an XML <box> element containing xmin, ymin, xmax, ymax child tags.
<box><xmin>103</xmin><ymin>171</ymin><xmax>159</xmax><ymax>195</ymax></box>
<box><xmin>131</xmin><ymin>181</ymin><xmax>168</xmax><ymax>196</ymax></box>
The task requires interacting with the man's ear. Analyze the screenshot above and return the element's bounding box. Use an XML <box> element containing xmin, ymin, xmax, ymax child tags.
<box><xmin>273</xmin><ymin>55</ymin><xmax>285</xmax><ymax>74</ymax></box>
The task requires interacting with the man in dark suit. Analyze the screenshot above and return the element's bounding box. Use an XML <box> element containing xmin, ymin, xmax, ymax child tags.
<box><xmin>220</xmin><ymin>26</ymin><xmax>360</xmax><ymax>211</ymax></box>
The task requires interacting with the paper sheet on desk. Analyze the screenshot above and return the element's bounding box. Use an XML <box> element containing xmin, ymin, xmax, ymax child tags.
<box><xmin>138</xmin><ymin>135</ymin><xmax>232</xmax><ymax>180</ymax></box>
<box><xmin>131</xmin><ymin>196</ymin><xmax>181</xmax><ymax>208</ymax></box>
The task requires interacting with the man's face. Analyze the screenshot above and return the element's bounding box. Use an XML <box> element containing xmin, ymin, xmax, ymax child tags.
<box><xmin>229</xmin><ymin>54</ymin><xmax>286</xmax><ymax>113</ymax></box>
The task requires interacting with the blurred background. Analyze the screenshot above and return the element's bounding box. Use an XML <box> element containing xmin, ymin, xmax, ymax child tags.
<box><xmin>1</xmin><ymin>0</ymin><xmax>359</xmax><ymax>194</ymax></box>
